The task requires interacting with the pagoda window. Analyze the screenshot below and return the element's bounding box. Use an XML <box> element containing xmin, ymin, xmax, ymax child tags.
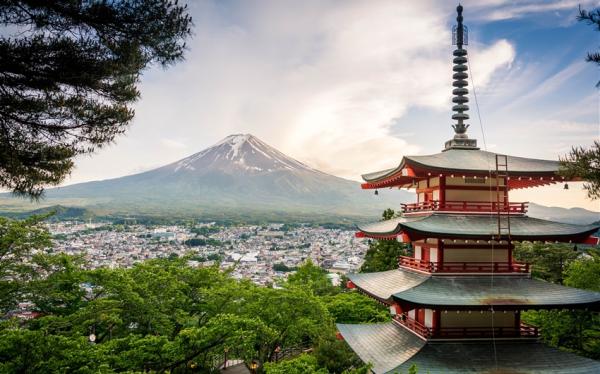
<box><xmin>414</xmin><ymin>245</ymin><xmax>422</xmax><ymax>260</ymax></box>
<box><xmin>429</xmin><ymin>247</ymin><xmax>439</xmax><ymax>263</ymax></box>
<box><xmin>424</xmin><ymin>309</ymin><xmax>434</xmax><ymax>328</ymax></box>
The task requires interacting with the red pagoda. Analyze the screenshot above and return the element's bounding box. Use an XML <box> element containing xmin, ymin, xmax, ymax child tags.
<box><xmin>337</xmin><ymin>5</ymin><xmax>600</xmax><ymax>373</ymax></box>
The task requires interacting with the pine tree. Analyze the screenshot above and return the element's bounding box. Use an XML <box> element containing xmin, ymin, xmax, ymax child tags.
<box><xmin>577</xmin><ymin>6</ymin><xmax>600</xmax><ymax>86</ymax></box>
<box><xmin>0</xmin><ymin>1</ymin><xmax>192</xmax><ymax>197</ymax></box>
<box><xmin>559</xmin><ymin>141</ymin><xmax>600</xmax><ymax>200</ymax></box>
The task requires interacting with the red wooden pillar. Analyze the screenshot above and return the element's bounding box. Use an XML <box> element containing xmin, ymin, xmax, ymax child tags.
<box><xmin>438</xmin><ymin>239</ymin><xmax>444</xmax><ymax>268</ymax></box>
<box><xmin>432</xmin><ymin>310</ymin><xmax>440</xmax><ymax>337</ymax></box>
<box><xmin>439</xmin><ymin>176</ymin><xmax>446</xmax><ymax>206</ymax></box>
<box><xmin>422</xmin><ymin>246</ymin><xmax>430</xmax><ymax>263</ymax></box>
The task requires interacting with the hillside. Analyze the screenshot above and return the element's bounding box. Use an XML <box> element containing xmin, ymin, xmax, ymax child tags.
<box><xmin>0</xmin><ymin>134</ymin><xmax>412</xmax><ymax>220</ymax></box>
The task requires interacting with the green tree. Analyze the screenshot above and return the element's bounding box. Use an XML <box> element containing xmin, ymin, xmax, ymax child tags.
<box><xmin>313</xmin><ymin>337</ymin><xmax>367</xmax><ymax>374</ymax></box>
<box><xmin>321</xmin><ymin>292</ymin><xmax>389</xmax><ymax>324</ymax></box>
<box><xmin>1</xmin><ymin>250</ymin><xmax>341</xmax><ymax>372</ymax></box>
<box><xmin>287</xmin><ymin>259</ymin><xmax>337</xmax><ymax>296</ymax></box>
<box><xmin>360</xmin><ymin>239</ymin><xmax>408</xmax><ymax>273</ymax></box>
<box><xmin>577</xmin><ymin>6</ymin><xmax>600</xmax><ymax>86</ymax></box>
<box><xmin>0</xmin><ymin>1</ymin><xmax>192</xmax><ymax>197</ymax></box>
<box><xmin>564</xmin><ymin>249</ymin><xmax>600</xmax><ymax>291</ymax></box>
<box><xmin>264</xmin><ymin>354</ymin><xmax>328</xmax><ymax>374</ymax></box>
<box><xmin>559</xmin><ymin>141</ymin><xmax>600</xmax><ymax>200</ymax></box>
<box><xmin>381</xmin><ymin>208</ymin><xmax>396</xmax><ymax>220</ymax></box>
<box><xmin>242</xmin><ymin>286</ymin><xmax>333</xmax><ymax>365</ymax></box>
<box><xmin>521</xmin><ymin>247</ymin><xmax>600</xmax><ymax>359</ymax></box>
<box><xmin>0</xmin><ymin>215</ymin><xmax>52</xmax><ymax>314</ymax></box>
<box><xmin>513</xmin><ymin>242</ymin><xmax>578</xmax><ymax>284</ymax></box>
<box><xmin>360</xmin><ymin>209</ymin><xmax>408</xmax><ymax>273</ymax></box>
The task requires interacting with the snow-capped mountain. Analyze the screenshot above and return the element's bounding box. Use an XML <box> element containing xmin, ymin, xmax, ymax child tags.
<box><xmin>39</xmin><ymin>134</ymin><xmax>413</xmax><ymax>218</ymax></box>
<box><xmin>168</xmin><ymin>134</ymin><xmax>317</xmax><ymax>175</ymax></box>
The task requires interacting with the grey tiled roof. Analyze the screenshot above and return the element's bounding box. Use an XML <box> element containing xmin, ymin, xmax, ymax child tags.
<box><xmin>336</xmin><ymin>323</ymin><xmax>425</xmax><ymax>374</ymax></box>
<box><xmin>346</xmin><ymin>269</ymin><xmax>428</xmax><ymax>302</ymax></box>
<box><xmin>338</xmin><ymin>323</ymin><xmax>600</xmax><ymax>374</ymax></box>
<box><xmin>357</xmin><ymin>214</ymin><xmax>599</xmax><ymax>242</ymax></box>
<box><xmin>397</xmin><ymin>341</ymin><xmax>600</xmax><ymax>373</ymax></box>
<box><xmin>393</xmin><ymin>275</ymin><xmax>600</xmax><ymax>309</ymax></box>
<box><xmin>362</xmin><ymin>149</ymin><xmax>560</xmax><ymax>182</ymax></box>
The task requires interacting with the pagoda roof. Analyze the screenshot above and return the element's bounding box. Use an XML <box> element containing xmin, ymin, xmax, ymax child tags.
<box><xmin>346</xmin><ymin>269</ymin><xmax>428</xmax><ymax>303</ymax></box>
<box><xmin>337</xmin><ymin>322</ymin><xmax>600</xmax><ymax>374</ymax></box>
<box><xmin>361</xmin><ymin>148</ymin><xmax>568</xmax><ymax>189</ymax></box>
<box><xmin>393</xmin><ymin>274</ymin><xmax>600</xmax><ymax>310</ymax></box>
<box><xmin>336</xmin><ymin>323</ymin><xmax>425</xmax><ymax>374</ymax></box>
<box><xmin>347</xmin><ymin>268</ymin><xmax>600</xmax><ymax>310</ymax></box>
<box><xmin>357</xmin><ymin>214</ymin><xmax>599</xmax><ymax>242</ymax></box>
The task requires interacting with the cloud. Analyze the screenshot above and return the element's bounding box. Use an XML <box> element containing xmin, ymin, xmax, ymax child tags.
<box><xmin>45</xmin><ymin>0</ymin><xmax>595</xmax><ymax>210</ymax></box>
<box><xmin>470</xmin><ymin>0</ymin><xmax>598</xmax><ymax>21</ymax></box>
<box><xmin>127</xmin><ymin>0</ymin><xmax>515</xmax><ymax>181</ymax></box>
<box><xmin>160</xmin><ymin>138</ymin><xmax>187</xmax><ymax>150</ymax></box>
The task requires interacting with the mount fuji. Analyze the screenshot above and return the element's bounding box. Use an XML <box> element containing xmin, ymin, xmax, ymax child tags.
<box><xmin>32</xmin><ymin>134</ymin><xmax>412</xmax><ymax>219</ymax></box>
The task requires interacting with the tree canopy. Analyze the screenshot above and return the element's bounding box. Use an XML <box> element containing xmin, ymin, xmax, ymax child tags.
<box><xmin>0</xmin><ymin>217</ymin><xmax>385</xmax><ymax>373</ymax></box>
<box><xmin>0</xmin><ymin>0</ymin><xmax>192</xmax><ymax>197</ymax></box>
<box><xmin>577</xmin><ymin>6</ymin><xmax>600</xmax><ymax>86</ymax></box>
<box><xmin>519</xmin><ymin>244</ymin><xmax>600</xmax><ymax>359</ymax></box>
<box><xmin>559</xmin><ymin>141</ymin><xmax>600</xmax><ymax>200</ymax></box>
<box><xmin>360</xmin><ymin>209</ymin><xmax>409</xmax><ymax>273</ymax></box>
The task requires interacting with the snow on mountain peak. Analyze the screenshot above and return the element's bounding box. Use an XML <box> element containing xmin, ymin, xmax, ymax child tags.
<box><xmin>172</xmin><ymin>134</ymin><xmax>315</xmax><ymax>174</ymax></box>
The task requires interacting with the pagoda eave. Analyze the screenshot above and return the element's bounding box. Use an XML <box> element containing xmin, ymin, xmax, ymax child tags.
<box><xmin>393</xmin><ymin>299</ymin><xmax>600</xmax><ymax>312</ymax></box>
<box><xmin>360</xmin><ymin>149</ymin><xmax>578</xmax><ymax>190</ymax></box>
<box><xmin>356</xmin><ymin>230</ymin><xmax>600</xmax><ymax>244</ymax></box>
<box><xmin>355</xmin><ymin>214</ymin><xmax>600</xmax><ymax>244</ymax></box>
<box><xmin>337</xmin><ymin>322</ymin><xmax>600</xmax><ymax>374</ymax></box>
<box><xmin>347</xmin><ymin>269</ymin><xmax>600</xmax><ymax>312</ymax></box>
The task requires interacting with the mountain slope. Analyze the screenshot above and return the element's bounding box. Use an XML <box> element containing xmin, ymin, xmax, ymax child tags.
<box><xmin>527</xmin><ymin>203</ymin><xmax>599</xmax><ymax>225</ymax></box>
<box><xmin>37</xmin><ymin>134</ymin><xmax>412</xmax><ymax>217</ymax></box>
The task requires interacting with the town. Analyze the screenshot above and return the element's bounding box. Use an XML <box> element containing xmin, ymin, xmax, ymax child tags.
<box><xmin>48</xmin><ymin>221</ymin><xmax>369</xmax><ymax>286</ymax></box>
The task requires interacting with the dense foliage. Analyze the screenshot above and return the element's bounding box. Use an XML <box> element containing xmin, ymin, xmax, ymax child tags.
<box><xmin>0</xmin><ymin>215</ymin><xmax>52</xmax><ymax>314</ymax></box>
<box><xmin>559</xmin><ymin>141</ymin><xmax>600</xmax><ymax>200</ymax></box>
<box><xmin>0</xmin><ymin>0</ymin><xmax>192</xmax><ymax>197</ymax></box>
<box><xmin>360</xmin><ymin>209</ymin><xmax>409</xmax><ymax>273</ymax></box>
<box><xmin>517</xmin><ymin>244</ymin><xmax>600</xmax><ymax>359</ymax></box>
<box><xmin>513</xmin><ymin>242</ymin><xmax>579</xmax><ymax>284</ymax></box>
<box><xmin>577</xmin><ymin>6</ymin><xmax>600</xmax><ymax>86</ymax></box>
<box><xmin>184</xmin><ymin>238</ymin><xmax>224</xmax><ymax>247</ymax></box>
<box><xmin>0</xmin><ymin>217</ymin><xmax>392</xmax><ymax>373</ymax></box>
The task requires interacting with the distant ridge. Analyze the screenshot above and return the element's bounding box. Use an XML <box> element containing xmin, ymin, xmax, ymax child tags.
<box><xmin>527</xmin><ymin>203</ymin><xmax>599</xmax><ymax>225</ymax></box>
<box><xmin>1</xmin><ymin>134</ymin><xmax>597</xmax><ymax>224</ymax></box>
<box><xmin>2</xmin><ymin>134</ymin><xmax>412</xmax><ymax>219</ymax></box>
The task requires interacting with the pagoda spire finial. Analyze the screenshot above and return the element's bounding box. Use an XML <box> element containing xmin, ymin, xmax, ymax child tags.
<box><xmin>445</xmin><ymin>4</ymin><xmax>478</xmax><ymax>151</ymax></box>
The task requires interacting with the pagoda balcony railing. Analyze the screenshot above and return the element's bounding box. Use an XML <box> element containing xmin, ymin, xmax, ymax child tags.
<box><xmin>400</xmin><ymin>200</ymin><xmax>528</xmax><ymax>214</ymax></box>
<box><xmin>398</xmin><ymin>256</ymin><xmax>530</xmax><ymax>273</ymax></box>
<box><xmin>394</xmin><ymin>314</ymin><xmax>432</xmax><ymax>338</ymax></box>
<box><xmin>394</xmin><ymin>315</ymin><xmax>539</xmax><ymax>339</ymax></box>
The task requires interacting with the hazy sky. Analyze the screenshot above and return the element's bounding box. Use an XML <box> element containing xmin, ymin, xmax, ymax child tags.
<box><xmin>67</xmin><ymin>0</ymin><xmax>599</xmax><ymax>211</ymax></box>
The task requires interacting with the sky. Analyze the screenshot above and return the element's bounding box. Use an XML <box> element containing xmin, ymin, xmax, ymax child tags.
<box><xmin>67</xmin><ymin>0</ymin><xmax>599</xmax><ymax>211</ymax></box>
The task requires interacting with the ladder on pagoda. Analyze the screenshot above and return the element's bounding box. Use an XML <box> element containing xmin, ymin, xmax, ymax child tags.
<box><xmin>495</xmin><ymin>155</ymin><xmax>511</xmax><ymax>241</ymax></box>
